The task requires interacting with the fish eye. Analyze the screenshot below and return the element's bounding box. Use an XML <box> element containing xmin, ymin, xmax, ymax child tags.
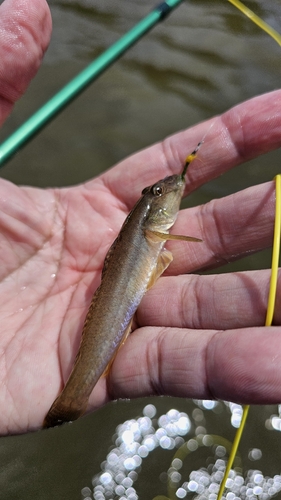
<box><xmin>153</xmin><ymin>185</ymin><xmax>163</xmax><ymax>196</ymax></box>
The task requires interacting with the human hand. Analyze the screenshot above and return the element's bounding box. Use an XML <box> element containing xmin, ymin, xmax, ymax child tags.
<box><xmin>0</xmin><ymin>0</ymin><xmax>51</xmax><ymax>123</ymax></box>
<box><xmin>108</xmin><ymin>90</ymin><xmax>281</xmax><ymax>414</ymax></box>
<box><xmin>1</xmin><ymin>0</ymin><xmax>281</xmax><ymax>435</ymax></box>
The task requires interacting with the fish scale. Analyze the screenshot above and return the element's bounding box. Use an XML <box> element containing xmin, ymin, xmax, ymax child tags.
<box><xmin>43</xmin><ymin>146</ymin><xmax>201</xmax><ymax>428</ymax></box>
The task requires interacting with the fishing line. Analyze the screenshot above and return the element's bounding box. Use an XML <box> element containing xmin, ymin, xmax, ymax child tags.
<box><xmin>215</xmin><ymin>3</ymin><xmax>281</xmax><ymax>498</ymax></box>
<box><xmin>166</xmin><ymin>434</ymin><xmax>241</xmax><ymax>500</ymax></box>
<box><xmin>227</xmin><ymin>0</ymin><xmax>281</xmax><ymax>47</ymax></box>
<box><xmin>216</xmin><ymin>405</ymin><xmax>250</xmax><ymax>500</ymax></box>
<box><xmin>266</xmin><ymin>175</ymin><xmax>281</xmax><ymax>327</ymax></box>
<box><xmin>217</xmin><ymin>175</ymin><xmax>281</xmax><ymax>500</ymax></box>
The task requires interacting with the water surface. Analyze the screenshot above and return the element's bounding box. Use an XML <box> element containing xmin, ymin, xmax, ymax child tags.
<box><xmin>0</xmin><ymin>1</ymin><xmax>281</xmax><ymax>498</ymax></box>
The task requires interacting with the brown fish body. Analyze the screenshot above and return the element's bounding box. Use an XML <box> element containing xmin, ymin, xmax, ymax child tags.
<box><xmin>43</xmin><ymin>161</ymin><xmax>200</xmax><ymax>428</ymax></box>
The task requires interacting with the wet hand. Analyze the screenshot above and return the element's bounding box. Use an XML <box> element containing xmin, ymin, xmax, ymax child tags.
<box><xmin>1</xmin><ymin>0</ymin><xmax>281</xmax><ymax>435</ymax></box>
<box><xmin>108</xmin><ymin>91</ymin><xmax>281</xmax><ymax>411</ymax></box>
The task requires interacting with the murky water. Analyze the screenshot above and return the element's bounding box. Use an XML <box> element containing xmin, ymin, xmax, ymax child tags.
<box><xmin>86</xmin><ymin>401</ymin><xmax>281</xmax><ymax>500</ymax></box>
<box><xmin>0</xmin><ymin>1</ymin><xmax>281</xmax><ymax>498</ymax></box>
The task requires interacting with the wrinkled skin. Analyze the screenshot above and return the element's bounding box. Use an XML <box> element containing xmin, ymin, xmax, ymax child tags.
<box><xmin>0</xmin><ymin>0</ymin><xmax>281</xmax><ymax>435</ymax></box>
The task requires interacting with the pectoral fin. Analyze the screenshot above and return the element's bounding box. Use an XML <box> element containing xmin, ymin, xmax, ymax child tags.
<box><xmin>146</xmin><ymin>248</ymin><xmax>173</xmax><ymax>290</ymax></box>
<box><xmin>147</xmin><ymin>230</ymin><xmax>202</xmax><ymax>242</ymax></box>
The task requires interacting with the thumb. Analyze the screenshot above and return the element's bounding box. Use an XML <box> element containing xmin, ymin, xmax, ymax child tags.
<box><xmin>0</xmin><ymin>0</ymin><xmax>52</xmax><ymax>123</ymax></box>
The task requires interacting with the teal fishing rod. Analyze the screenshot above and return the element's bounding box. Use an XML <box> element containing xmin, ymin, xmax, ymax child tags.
<box><xmin>0</xmin><ymin>0</ymin><xmax>184</xmax><ymax>166</ymax></box>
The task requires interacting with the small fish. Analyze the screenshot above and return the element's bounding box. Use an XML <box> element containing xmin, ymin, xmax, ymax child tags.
<box><xmin>43</xmin><ymin>146</ymin><xmax>202</xmax><ymax>428</ymax></box>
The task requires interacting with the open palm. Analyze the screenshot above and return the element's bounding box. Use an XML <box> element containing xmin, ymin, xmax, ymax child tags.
<box><xmin>1</xmin><ymin>0</ymin><xmax>281</xmax><ymax>435</ymax></box>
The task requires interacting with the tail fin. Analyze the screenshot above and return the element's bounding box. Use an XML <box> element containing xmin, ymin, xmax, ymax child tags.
<box><xmin>43</xmin><ymin>396</ymin><xmax>87</xmax><ymax>428</ymax></box>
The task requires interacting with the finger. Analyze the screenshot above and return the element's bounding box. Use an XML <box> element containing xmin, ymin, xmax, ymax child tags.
<box><xmin>109</xmin><ymin>325</ymin><xmax>281</xmax><ymax>405</ymax></box>
<box><xmin>167</xmin><ymin>181</ymin><xmax>275</xmax><ymax>274</ymax></box>
<box><xmin>137</xmin><ymin>269</ymin><xmax>281</xmax><ymax>330</ymax></box>
<box><xmin>0</xmin><ymin>0</ymin><xmax>52</xmax><ymax>123</ymax></box>
<box><xmin>99</xmin><ymin>90</ymin><xmax>281</xmax><ymax>208</ymax></box>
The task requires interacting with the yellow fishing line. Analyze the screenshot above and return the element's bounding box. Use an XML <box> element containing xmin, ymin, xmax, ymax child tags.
<box><xmin>227</xmin><ymin>0</ymin><xmax>281</xmax><ymax>47</ymax></box>
<box><xmin>266</xmin><ymin>175</ymin><xmax>281</xmax><ymax>326</ymax></box>
<box><xmin>216</xmin><ymin>405</ymin><xmax>250</xmax><ymax>500</ymax></box>
<box><xmin>217</xmin><ymin>175</ymin><xmax>281</xmax><ymax>500</ymax></box>
<box><xmin>216</xmin><ymin>4</ymin><xmax>281</xmax><ymax>499</ymax></box>
<box><xmin>167</xmin><ymin>435</ymin><xmax>240</xmax><ymax>500</ymax></box>
<box><xmin>157</xmin><ymin>5</ymin><xmax>281</xmax><ymax>496</ymax></box>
